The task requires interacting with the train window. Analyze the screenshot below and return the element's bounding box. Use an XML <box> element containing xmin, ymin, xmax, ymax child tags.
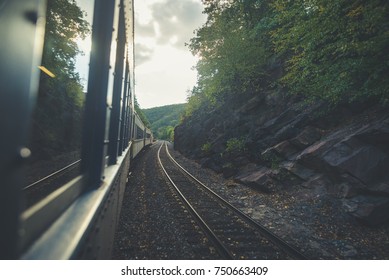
<box><xmin>136</xmin><ymin>125</ymin><xmax>144</xmax><ymax>139</ymax></box>
<box><xmin>118</xmin><ymin>61</ymin><xmax>130</xmax><ymax>154</ymax></box>
<box><xmin>2</xmin><ymin>0</ymin><xmax>144</xmax><ymax>260</ymax></box>
<box><xmin>24</xmin><ymin>0</ymin><xmax>95</xmax><ymax>209</ymax></box>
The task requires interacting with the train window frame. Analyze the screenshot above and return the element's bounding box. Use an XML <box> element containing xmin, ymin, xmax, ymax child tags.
<box><xmin>108</xmin><ymin>3</ymin><xmax>127</xmax><ymax>166</ymax></box>
<box><xmin>16</xmin><ymin>0</ymin><xmax>136</xmax><ymax>259</ymax></box>
<box><xmin>80</xmin><ymin>0</ymin><xmax>118</xmax><ymax>187</ymax></box>
<box><xmin>21</xmin><ymin>152</ymin><xmax>130</xmax><ymax>259</ymax></box>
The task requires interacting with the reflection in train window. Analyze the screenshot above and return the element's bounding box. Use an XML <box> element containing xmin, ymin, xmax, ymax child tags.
<box><xmin>24</xmin><ymin>0</ymin><xmax>94</xmax><ymax>209</ymax></box>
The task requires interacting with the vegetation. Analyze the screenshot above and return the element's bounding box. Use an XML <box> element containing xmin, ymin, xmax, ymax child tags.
<box><xmin>272</xmin><ymin>0</ymin><xmax>389</xmax><ymax>104</ymax></box>
<box><xmin>143</xmin><ymin>104</ymin><xmax>186</xmax><ymax>140</ymax></box>
<box><xmin>225</xmin><ymin>137</ymin><xmax>246</xmax><ymax>154</ymax></box>
<box><xmin>157</xmin><ymin>126</ymin><xmax>175</xmax><ymax>142</ymax></box>
<box><xmin>134</xmin><ymin>96</ymin><xmax>151</xmax><ymax>127</ymax></box>
<box><xmin>30</xmin><ymin>0</ymin><xmax>90</xmax><ymax>160</ymax></box>
<box><xmin>201</xmin><ymin>142</ymin><xmax>212</xmax><ymax>155</ymax></box>
<box><xmin>184</xmin><ymin>0</ymin><xmax>389</xmax><ymax>118</ymax></box>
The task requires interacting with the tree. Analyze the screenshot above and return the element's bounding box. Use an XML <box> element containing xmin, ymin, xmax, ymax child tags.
<box><xmin>157</xmin><ymin>126</ymin><xmax>175</xmax><ymax>141</ymax></box>
<box><xmin>30</xmin><ymin>0</ymin><xmax>90</xmax><ymax>160</ymax></box>
<box><xmin>184</xmin><ymin>0</ymin><xmax>389</xmax><ymax>124</ymax></box>
<box><xmin>187</xmin><ymin>0</ymin><xmax>274</xmax><ymax>111</ymax></box>
<box><xmin>272</xmin><ymin>0</ymin><xmax>389</xmax><ymax>104</ymax></box>
<box><xmin>134</xmin><ymin>96</ymin><xmax>150</xmax><ymax>127</ymax></box>
<box><xmin>43</xmin><ymin>0</ymin><xmax>90</xmax><ymax>80</ymax></box>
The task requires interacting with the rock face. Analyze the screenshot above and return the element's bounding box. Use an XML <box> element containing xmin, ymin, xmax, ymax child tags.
<box><xmin>235</xmin><ymin>167</ymin><xmax>278</xmax><ymax>193</ymax></box>
<box><xmin>175</xmin><ymin>94</ymin><xmax>389</xmax><ymax>226</ymax></box>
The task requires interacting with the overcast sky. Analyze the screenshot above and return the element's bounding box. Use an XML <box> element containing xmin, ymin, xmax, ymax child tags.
<box><xmin>134</xmin><ymin>0</ymin><xmax>206</xmax><ymax>109</ymax></box>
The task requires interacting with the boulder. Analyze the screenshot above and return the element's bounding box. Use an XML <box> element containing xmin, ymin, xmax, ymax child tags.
<box><xmin>355</xmin><ymin>117</ymin><xmax>389</xmax><ymax>150</ymax></box>
<box><xmin>222</xmin><ymin>165</ymin><xmax>238</xmax><ymax>178</ymax></box>
<box><xmin>280</xmin><ymin>161</ymin><xmax>316</xmax><ymax>181</ymax></box>
<box><xmin>302</xmin><ymin>174</ymin><xmax>332</xmax><ymax>196</ymax></box>
<box><xmin>290</xmin><ymin>126</ymin><xmax>322</xmax><ymax>149</ymax></box>
<box><xmin>343</xmin><ymin>195</ymin><xmax>389</xmax><ymax>226</ymax></box>
<box><xmin>272</xmin><ymin>140</ymin><xmax>300</xmax><ymax>159</ymax></box>
<box><xmin>295</xmin><ymin>139</ymin><xmax>338</xmax><ymax>175</ymax></box>
<box><xmin>235</xmin><ymin>167</ymin><xmax>278</xmax><ymax>193</ymax></box>
<box><xmin>337</xmin><ymin>183</ymin><xmax>361</xmax><ymax>198</ymax></box>
<box><xmin>338</xmin><ymin>173</ymin><xmax>368</xmax><ymax>197</ymax></box>
<box><xmin>201</xmin><ymin>156</ymin><xmax>223</xmax><ymax>174</ymax></box>
<box><xmin>322</xmin><ymin>138</ymin><xmax>389</xmax><ymax>192</ymax></box>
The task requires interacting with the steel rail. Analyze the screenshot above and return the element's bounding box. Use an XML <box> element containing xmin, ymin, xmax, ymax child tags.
<box><xmin>23</xmin><ymin>159</ymin><xmax>81</xmax><ymax>191</ymax></box>
<box><xmin>164</xmin><ymin>142</ymin><xmax>307</xmax><ymax>260</ymax></box>
<box><xmin>157</xmin><ymin>143</ymin><xmax>234</xmax><ymax>259</ymax></box>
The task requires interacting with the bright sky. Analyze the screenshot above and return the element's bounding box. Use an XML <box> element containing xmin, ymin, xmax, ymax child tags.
<box><xmin>74</xmin><ymin>0</ymin><xmax>205</xmax><ymax>109</ymax></box>
<box><xmin>134</xmin><ymin>0</ymin><xmax>206</xmax><ymax>109</ymax></box>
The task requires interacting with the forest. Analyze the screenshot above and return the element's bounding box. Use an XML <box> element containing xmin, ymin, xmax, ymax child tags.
<box><xmin>29</xmin><ymin>0</ymin><xmax>90</xmax><ymax>161</ymax></box>
<box><xmin>143</xmin><ymin>104</ymin><xmax>186</xmax><ymax>141</ymax></box>
<box><xmin>184</xmin><ymin>0</ymin><xmax>389</xmax><ymax>118</ymax></box>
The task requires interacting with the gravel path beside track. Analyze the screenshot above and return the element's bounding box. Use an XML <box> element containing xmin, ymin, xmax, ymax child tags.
<box><xmin>167</xmin><ymin>143</ymin><xmax>389</xmax><ymax>259</ymax></box>
<box><xmin>113</xmin><ymin>141</ymin><xmax>389</xmax><ymax>259</ymax></box>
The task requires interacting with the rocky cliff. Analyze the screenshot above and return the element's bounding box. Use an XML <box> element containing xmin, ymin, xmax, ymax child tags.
<box><xmin>175</xmin><ymin>94</ymin><xmax>389</xmax><ymax>226</ymax></box>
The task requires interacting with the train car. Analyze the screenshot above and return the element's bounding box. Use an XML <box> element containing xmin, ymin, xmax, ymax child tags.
<box><xmin>0</xmin><ymin>0</ymin><xmax>152</xmax><ymax>259</ymax></box>
<box><xmin>132</xmin><ymin>111</ymin><xmax>149</xmax><ymax>157</ymax></box>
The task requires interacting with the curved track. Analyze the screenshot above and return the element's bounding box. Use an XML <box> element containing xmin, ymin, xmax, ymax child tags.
<box><xmin>158</xmin><ymin>142</ymin><xmax>306</xmax><ymax>260</ymax></box>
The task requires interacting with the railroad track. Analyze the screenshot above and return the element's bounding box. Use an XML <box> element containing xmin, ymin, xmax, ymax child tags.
<box><xmin>23</xmin><ymin>160</ymin><xmax>81</xmax><ymax>208</ymax></box>
<box><xmin>158</xmin><ymin>142</ymin><xmax>306</xmax><ymax>260</ymax></box>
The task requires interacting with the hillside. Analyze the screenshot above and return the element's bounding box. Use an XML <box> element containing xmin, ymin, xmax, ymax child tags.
<box><xmin>143</xmin><ymin>103</ymin><xmax>186</xmax><ymax>140</ymax></box>
<box><xmin>174</xmin><ymin>1</ymin><xmax>389</xmax><ymax>229</ymax></box>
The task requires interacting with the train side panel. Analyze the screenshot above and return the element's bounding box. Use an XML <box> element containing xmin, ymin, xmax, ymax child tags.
<box><xmin>0</xmin><ymin>0</ymin><xmax>152</xmax><ymax>259</ymax></box>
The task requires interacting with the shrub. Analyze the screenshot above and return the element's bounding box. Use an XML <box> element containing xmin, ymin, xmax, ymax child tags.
<box><xmin>225</xmin><ymin>138</ymin><xmax>246</xmax><ymax>154</ymax></box>
<box><xmin>201</xmin><ymin>142</ymin><xmax>212</xmax><ymax>155</ymax></box>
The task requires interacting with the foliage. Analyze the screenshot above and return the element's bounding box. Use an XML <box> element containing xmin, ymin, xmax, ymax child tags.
<box><xmin>201</xmin><ymin>142</ymin><xmax>212</xmax><ymax>155</ymax></box>
<box><xmin>188</xmin><ymin>0</ymin><xmax>273</xmax><ymax>106</ymax></box>
<box><xmin>182</xmin><ymin>88</ymin><xmax>209</xmax><ymax>120</ymax></box>
<box><xmin>134</xmin><ymin>96</ymin><xmax>151</xmax><ymax>127</ymax></box>
<box><xmin>143</xmin><ymin>104</ymin><xmax>186</xmax><ymax>140</ymax></box>
<box><xmin>144</xmin><ymin>104</ymin><xmax>185</xmax><ymax>138</ymax></box>
<box><xmin>30</xmin><ymin>0</ymin><xmax>90</xmax><ymax>159</ymax></box>
<box><xmin>225</xmin><ymin>137</ymin><xmax>246</xmax><ymax>154</ymax></box>
<box><xmin>261</xmin><ymin>150</ymin><xmax>282</xmax><ymax>170</ymax></box>
<box><xmin>144</xmin><ymin>104</ymin><xmax>185</xmax><ymax>129</ymax></box>
<box><xmin>272</xmin><ymin>0</ymin><xmax>389</xmax><ymax>104</ymax></box>
<box><xmin>157</xmin><ymin>126</ymin><xmax>175</xmax><ymax>141</ymax></box>
<box><xmin>43</xmin><ymin>0</ymin><xmax>90</xmax><ymax>80</ymax></box>
<box><xmin>184</xmin><ymin>0</ymin><xmax>389</xmax><ymax>122</ymax></box>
